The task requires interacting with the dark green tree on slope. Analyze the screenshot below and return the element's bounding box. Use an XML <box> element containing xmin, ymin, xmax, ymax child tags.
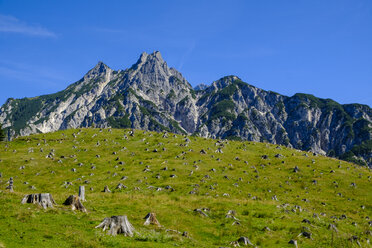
<box><xmin>0</xmin><ymin>124</ymin><xmax>6</xmax><ymax>141</ymax></box>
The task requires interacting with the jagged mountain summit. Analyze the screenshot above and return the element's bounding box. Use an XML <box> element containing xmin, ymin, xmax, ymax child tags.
<box><xmin>0</xmin><ymin>51</ymin><xmax>371</xmax><ymax>165</ymax></box>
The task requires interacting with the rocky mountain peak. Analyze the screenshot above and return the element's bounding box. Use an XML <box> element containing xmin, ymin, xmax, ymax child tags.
<box><xmin>131</xmin><ymin>51</ymin><xmax>166</xmax><ymax>71</ymax></box>
<box><xmin>137</xmin><ymin>52</ymin><xmax>149</xmax><ymax>65</ymax></box>
<box><xmin>84</xmin><ymin>61</ymin><xmax>111</xmax><ymax>80</ymax></box>
<box><xmin>125</xmin><ymin>51</ymin><xmax>192</xmax><ymax>107</ymax></box>
<box><xmin>128</xmin><ymin>51</ymin><xmax>192</xmax><ymax>93</ymax></box>
<box><xmin>152</xmin><ymin>50</ymin><xmax>163</xmax><ymax>61</ymax></box>
<box><xmin>208</xmin><ymin>75</ymin><xmax>243</xmax><ymax>92</ymax></box>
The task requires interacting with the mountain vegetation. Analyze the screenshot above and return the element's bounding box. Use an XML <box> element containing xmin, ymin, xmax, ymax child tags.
<box><xmin>0</xmin><ymin>125</ymin><xmax>5</xmax><ymax>141</ymax></box>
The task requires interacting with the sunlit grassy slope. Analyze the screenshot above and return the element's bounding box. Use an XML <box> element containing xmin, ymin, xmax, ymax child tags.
<box><xmin>0</xmin><ymin>128</ymin><xmax>371</xmax><ymax>247</ymax></box>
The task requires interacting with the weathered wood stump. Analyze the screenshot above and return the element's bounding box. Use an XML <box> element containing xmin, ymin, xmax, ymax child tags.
<box><xmin>63</xmin><ymin>195</ymin><xmax>87</xmax><ymax>212</ymax></box>
<box><xmin>95</xmin><ymin>215</ymin><xmax>135</xmax><ymax>236</ymax></box>
<box><xmin>6</xmin><ymin>177</ymin><xmax>14</xmax><ymax>192</ymax></box>
<box><xmin>21</xmin><ymin>193</ymin><xmax>56</xmax><ymax>209</ymax></box>
<box><xmin>143</xmin><ymin>212</ymin><xmax>161</xmax><ymax>227</ymax></box>
<box><xmin>288</xmin><ymin>239</ymin><xmax>298</xmax><ymax>248</ymax></box>
<box><xmin>237</xmin><ymin>236</ymin><xmax>253</xmax><ymax>246</ymax></box>
<box><xmin>79</xmin><ymin>186</ymin><xmax>85</xmax><ymax>201</ymax></box>
<box><xmin>102</xmin><ymin>185</ymin><xmax>111</xmax><ymax>193</ymax></box>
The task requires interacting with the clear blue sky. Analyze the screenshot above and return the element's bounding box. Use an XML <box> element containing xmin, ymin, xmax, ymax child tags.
<box><xmin>0</xmin><ymin>0</ymin><xmax>371</xmax><ymax>107</ymax></box>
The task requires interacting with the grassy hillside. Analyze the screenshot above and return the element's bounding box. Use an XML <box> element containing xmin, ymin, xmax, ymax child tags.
<box><xmin>0</xmin><ymin>128</ymin><xmax>371</xmax><ymax>247</ymax></box>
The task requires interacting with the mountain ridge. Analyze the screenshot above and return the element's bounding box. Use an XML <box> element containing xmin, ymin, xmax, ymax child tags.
<box><xmin>0</xmin><ymin>51</ymin><xmax>371</xmax><ymax>166</ymax></box>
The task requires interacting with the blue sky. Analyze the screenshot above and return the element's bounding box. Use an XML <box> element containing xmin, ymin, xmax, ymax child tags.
<box><xmin>0</xmin><ymin>0</ymin><xmax>371</xmax><ymax>107</ymax></box>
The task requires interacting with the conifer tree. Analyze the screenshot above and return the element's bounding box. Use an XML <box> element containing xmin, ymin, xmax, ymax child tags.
<box><xmin>0</xmin><ymin>124</ymin><xmax>6</xmax><ymax>141</ymax></box>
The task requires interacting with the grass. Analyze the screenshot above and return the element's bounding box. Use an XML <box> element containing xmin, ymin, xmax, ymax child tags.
<box><xmin>0</xmin><ymin>128</ymin><xmax>371</xmax><ymax>247</ymax></box>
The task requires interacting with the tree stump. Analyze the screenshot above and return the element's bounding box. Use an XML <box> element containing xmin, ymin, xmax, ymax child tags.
<box><xmin>237</xmin><ymin>236</ymin><xmax>253</xmax><ymax>246</ymax></box>
<box><xmin>21</xmin><ymin>193</ymin><xmax>56</xmax><ymax>209</ymax></box>
<box><xmin>63</xmin><ymin>195</ymin><xmax>87</xmax><ymax>212</ymax></box>
<box><xmin>289</xmin><ymin>239</ymin><xmax>298</xmax><ymax>248</ymax></box>
<box><xmin>79</xmin><ymin>186</ymin><xmax>85</xmax><ymax>201</ymax></box>
<box><xmin>102</xmin><ymin>185</ymin><xmax>111</xmax><ymax>193</ymax></box>
<box><xmin>95</xmin><ymin>215</ymin><xmax>135</xmax><ymax>236</ymax></box>
<box><xmin>143</xmin><ymin>212</ymin><xmax>161</xmax><ymax>227</ymax></box>
<box><xmin>6</xmin><ymin>177</ymin><xmax>14</xmax><ymax>192</ymax></box>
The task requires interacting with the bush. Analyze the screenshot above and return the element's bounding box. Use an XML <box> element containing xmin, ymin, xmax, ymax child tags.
<box><xmin>327</xmin><ymin>149</ymin><xmax>336</xmax><ymax>157</ymax></box>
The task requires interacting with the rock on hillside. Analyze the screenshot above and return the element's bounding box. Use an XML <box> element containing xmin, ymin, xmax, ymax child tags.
<box><xmin>0</xmin><ymin>51</ymin><xmax>371</xmax><ymax>166</ymax></box>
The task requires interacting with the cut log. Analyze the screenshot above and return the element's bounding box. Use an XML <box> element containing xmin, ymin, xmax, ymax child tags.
<box><xmin>63</xmin><ymin>195</ymin><xmax>87</xmax><ymax>212</ymax></box>
<box><xmin>95</xmin><ymin>215</ymin><xmax>135</xmax><ymax>236</ymax></box>
<box><xmin>143</xmin><ymin>212</ymin><xmax>161</xmax><ymax>227</ymax></box>
<box><xmin>79</xmin><ymin>186</ymin><xmax>85</xmax><ymax>201</ymax></box>
<box><xmin>21</xmin><ymin>193</ymin><xmax>56</xmax><ymax>209</ymax></box>
<box><xmin>194</xmin><ymin>208</ymin><xmax>208</xmax><ymax>217</ymax></box>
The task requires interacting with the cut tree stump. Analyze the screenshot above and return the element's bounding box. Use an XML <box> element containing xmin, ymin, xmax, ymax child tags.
<box><xmin>6</xmin><ymin>177</ymin><xmax>14</xmax><ymax>192</ymax></box>
<box><xmin>95</xmin><ymin>215</ymin><xmax>135</xmax><ymax>236</ymax></box>
<box><xmin>79</xmin><ymin>186</ymin><xmax>85</xmax><ymax>201</ymax></box>
<box><xmin>21</xmin><ymin>193</ymin><xmax>56</xmax><ymax>209</ymax></box>
<box><xmin>289</xmin><ymin>239</ymin><xmax>298</xmax><ymax>248</ymax></box>
<box><xmin>63</xmin><ymin>195</ymin><xmax>87</xmax><ymax>212</ymax></box>
<box><xmin>102</xmin><ymin>185</ymin><xmax>111</xmax><ymax>193</ymax></box>
<box><xmin>237</xmin><ymin>236</ymin><xmax>254</xmax><ymax>246</ymax></box>
<box><xmin>143</xmin><ymin>212</ymin><xmax>161</xmax><ymax>227</ymax></box>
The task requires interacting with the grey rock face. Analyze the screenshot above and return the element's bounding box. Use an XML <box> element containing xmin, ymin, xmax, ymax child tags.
<box><xmin>194</xmin><ymin>83</ymin><xmax>208</xmax><ymax>91</ymax></box>
<box><xmin>0</xmin><ymin>51</ymin><xmax>371</xmax><ymax>166</ymax></box>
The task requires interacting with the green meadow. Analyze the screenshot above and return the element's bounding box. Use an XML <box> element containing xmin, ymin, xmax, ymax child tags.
<box><xmin>0</xmin><ymin>128</ymin><xmax>370</xmax><ymax>247</ymax></box>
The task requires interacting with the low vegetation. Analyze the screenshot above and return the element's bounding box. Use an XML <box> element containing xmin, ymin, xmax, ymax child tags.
<box><xmin>0</xmin><ymin>128</ymin><xmax>371</xmax><ymax>247</ymax></box>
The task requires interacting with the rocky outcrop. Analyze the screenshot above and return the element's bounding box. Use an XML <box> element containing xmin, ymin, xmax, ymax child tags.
<box><xmin>0</xmin><ymin>51</ymin><xmax>371</xmax><ymax>166</ymax></box>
